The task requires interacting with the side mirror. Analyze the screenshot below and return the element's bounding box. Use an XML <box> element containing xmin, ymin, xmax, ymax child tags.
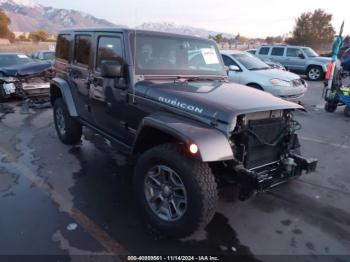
<box><xmin>229</xmin><ymin>65</ymin><xmax>240</xmax><ymax>71</ymax></box>
<box><xmin>101</xmin><ymin>60</ymin><xmax>123</xmax><ymax>78</ymax></box>
<box><xmin>298</xmin><ymin>53</ymin><xmax>305</xmax><ymax>59</ymax></box>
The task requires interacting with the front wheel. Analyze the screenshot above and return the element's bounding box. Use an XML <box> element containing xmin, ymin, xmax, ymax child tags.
<box><xmin>53</xmin><ymin>98</ymin><xmax>82</xmax><ymax>145</ymax></box>
<box><xmin>307</xmin><ymin>66</ymin><xmax>324</xmax><ymax>81</ymax></box>
<box><xmin>324</xmin><ymin>102</ymin><xmax>337</xmax><ymax>113</ymax></box>
<box><xmin>247</xmin><ymin>83</ymin><xmax>263</xmax><ymax>90</ymax></box>
<box><xmin>134</xmin><ymin>143</ymin><xmax>218</xmax><ymax>238</ymax></box>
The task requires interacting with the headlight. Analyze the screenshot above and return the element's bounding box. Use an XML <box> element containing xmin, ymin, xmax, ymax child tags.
<box><xmin>270</xmin><ymin>78</ymin><xmax>291</xmax><ymax>87</ymax></box>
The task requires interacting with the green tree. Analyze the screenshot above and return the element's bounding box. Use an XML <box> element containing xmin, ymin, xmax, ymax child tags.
<box><xmin>0</xmin><ymin>9</ymin><xmax>15</xmax><ymax>42</ymax></box>
<box><xmin>29</xmin><ymin>29</ymin><xmax>49</xmax><ymax>42</ymax></box>
<box><xmin>286</xmin><ymin>9</ymin><xmax>335</xmax><ymax>48</ymax></box>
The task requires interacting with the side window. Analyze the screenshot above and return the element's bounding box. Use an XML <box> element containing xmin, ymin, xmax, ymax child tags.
<box><xmin>221</xmin><ymin>55</ymin><xmax>237</xmax><ymax>67</ymax></box>
<box><xmin>271</xmin><ymin>47</ymin><xmax>285</xmax><ymax>56</ymax></box>
<box><xmin>56</xmin><ymin>34</ymin><xmax>71</xmax><ymax>61</ymax></box>
<box><xmin>259</xmin><ymin>47</ymin><xmax>270</xmax><ymax>55</ymax></box>
<box><xmin>287</xmin><ymin>48</ymin><xmax>301</xmax><ymax>57</ymax></box>
<box><xmin>74</xmin><ymin>35</ymin><xmax>92</xmax><ymax>66</ymax></box>
<box><xmin>96</xmin><ymin>36</ymin><xmax>123</xmax><ymax>71</ymax></box>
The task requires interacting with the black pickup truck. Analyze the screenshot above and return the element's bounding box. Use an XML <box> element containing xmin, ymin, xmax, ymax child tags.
<box><xmin>50</xmin><ymin>28</ymin><xmax>317</xmax><ymax>238</ymax></box>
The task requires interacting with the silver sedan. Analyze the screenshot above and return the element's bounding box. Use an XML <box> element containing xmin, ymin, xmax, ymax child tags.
<box><xmin>221</xmin><ymin>50</ymin><xmax>307</xmax><ymax>101</ymax></box>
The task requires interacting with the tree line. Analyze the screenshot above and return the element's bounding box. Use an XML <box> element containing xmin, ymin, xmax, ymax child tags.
<box><xmin>209</xmin><ymin>9</ymin><xmax>348</xmax><ymax>50</ymax></box>
<box><xmin>0</xmin><ymin>9</ymin><xmax>53</xmax><ymax>42</ymax></box>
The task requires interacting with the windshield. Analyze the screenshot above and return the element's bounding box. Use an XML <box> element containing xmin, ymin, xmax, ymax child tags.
<box><xmin>43</xmin><ymin>52</ymin><xmax>55</xmax><ymax>60</ymax></box>
<box><xmin>232</xmin><ymin>53</ymin><xmax>270</xmax><ymax>70</ymax></box>
<box><xmin>0</xmin><ymin>54</ymin><xmax>32</xmax><ymax>68</ymax></box>
<box><xmin>302</xmin><ymin>47</ymin><xmax>319</xmax><ymax>57</ymax></box>
<box><xmin>132</xmin><ymin>33</ymin><xmax>225</xmax><ymax>77</ymax></box>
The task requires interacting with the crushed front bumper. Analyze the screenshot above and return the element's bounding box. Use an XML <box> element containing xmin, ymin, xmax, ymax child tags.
<box><xmin>0</xmin><ymin>81</ymin><xmax>50</xmax><ymax>99</ymax></box>
<box><xmin>234</xmin><ymin>154</ymin><xmax>318</xmax><ymax>201</ymax></box>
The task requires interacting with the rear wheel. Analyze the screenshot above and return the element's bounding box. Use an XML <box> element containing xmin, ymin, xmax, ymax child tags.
<box><xmin>134</xmin><ymin>143</ymin><xmax>218</xmax><ymax>238</ymax></box>
<box><xmin>307</xmin><ymin>66</ymin><xmax>323</xmax><ymax>81</ymax></box>
<box><xmin>324</xmin><ymin>102</ymin><xmax>337</xmax><ymax>113</ymax></box>
<box><xmin>53</xmin><ymin>98</ymin><xmax>82</xmax><ymax>145</ymax></box>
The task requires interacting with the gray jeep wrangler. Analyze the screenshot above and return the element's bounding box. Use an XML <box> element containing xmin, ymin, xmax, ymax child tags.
<box><xmin>51</xmin><ymin>28</ymin><xmax>317</xmax><ymax>238</ymax></box>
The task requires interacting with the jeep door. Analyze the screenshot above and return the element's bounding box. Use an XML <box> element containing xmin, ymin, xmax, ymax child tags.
<box><xmin>70</xmin><ymin>33</ymin><xmax>94</xmax><ymax>122</ymax></box>
<box><xmin>89</xmin><ymin>33</ymin><xmax>129</xmax><ymax>141</ymax></box>
<box><xmin>285</xmin><ymin>48</ymin><xmax>307</xmax><ymax>71</ymax></box>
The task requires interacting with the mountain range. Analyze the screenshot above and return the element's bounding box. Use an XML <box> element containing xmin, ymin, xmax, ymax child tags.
<box><xmin>0</xmin><ymin>0</ymin><xmax>234</xmax><ymax>38</ymax></box>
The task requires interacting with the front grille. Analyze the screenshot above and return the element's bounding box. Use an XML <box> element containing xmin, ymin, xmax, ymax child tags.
<box><xmin>233</xmin><ymin>117</ymin><xmax>286</xmax><ymax>169</ymax></box>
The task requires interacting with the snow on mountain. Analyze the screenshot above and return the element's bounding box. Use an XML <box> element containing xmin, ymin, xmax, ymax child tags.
<box><xmin>0</xmin><ymin>0</ymin><xmax>120</xmax><ymax>33</ymax></box>
<box><xmin>137</xmin><ymin>22</ymin><xmax>234</xmax><ymax>38</ymax></box>
<box><xmin>0</xmin><ymin>0</ymin><xmax>233</xmax><ymax>38</ymax></box>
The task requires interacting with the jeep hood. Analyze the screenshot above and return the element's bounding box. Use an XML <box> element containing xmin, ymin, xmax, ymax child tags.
<box><xmin>135</xmin><ymin>80</ymin><xmax>303</xmax><ymax>124</ymax></box>
<box><xmin>0</xmin><ymin>61</ymin><xmax>52</xmax><ymax>77</ymax></box>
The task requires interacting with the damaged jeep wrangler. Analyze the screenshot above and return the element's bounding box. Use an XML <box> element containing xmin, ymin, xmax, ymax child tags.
<box><xmin>51</xmin><ymin>28</ymin><xmax>318</xmax><ymax>238</ymax></box>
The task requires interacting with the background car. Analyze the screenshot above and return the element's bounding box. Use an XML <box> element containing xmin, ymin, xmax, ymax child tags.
<box><xmin>221</xmin><ymin>50</ymin><xmax>307</xmax><ymax>101</ymax></box>
<box><xmin>246</xmin><ymin>48</ymin><xmax>257</xmax><ymax>55</ymax></box>
<box><xmin>0</xmin><ymin>52</ymin><xmax>33</xmax><ymax>68</ymax></box>
<box><xmin>256</xmin><ymin>44</ymin><xmax>333</xmax><ymax>81</ymax></box>
<box><xmin>31</xmin><ymin>50</ymin><xmax>55</xmax><ymax>61</ymax></box>
<box><xmin>0</xmin><ymin>52</ymin><xmax>52</xmax><ymax>100</ymax></box>
<box><xmin>245</xmin><ymin>48</ymin><xmax>286</xmax><ymax>70</ymax></box>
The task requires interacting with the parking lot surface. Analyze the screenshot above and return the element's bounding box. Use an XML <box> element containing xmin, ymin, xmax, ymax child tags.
<box><xmin>0</xmin><ymin>79</ymin><xmax>350</xmax><ymax>261</ymax></box>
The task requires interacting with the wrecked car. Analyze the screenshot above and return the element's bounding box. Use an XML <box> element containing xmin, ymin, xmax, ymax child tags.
<box><xmin>50</xmin><ymin>28</ymin><xmax>318</xmax><ymax>238</ymax></box>
<box><xmin>0</xmin><ymin>53</ymin><xmax>53</xmax><ymax>100</ymax></box>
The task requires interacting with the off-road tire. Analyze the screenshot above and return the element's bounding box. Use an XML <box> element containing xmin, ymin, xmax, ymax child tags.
<box><xmin>324</xmin><ymin>102</ymin><xmax>337</xmax><ymax>113</ymax></box>
<box><xmin>307</xmin><ymin>66</ymin><xmax>324</xmax><ymax>81</ymax></box>
<box><xmin>134</xmin><ymin>143</ymin><xmax>218</xmax><ymax>238</ymax></box>
<box><xmin>53</xmin><ymin>98</ymin><xmax>82</xmax><ymax>145</ymax></box>
<box><xmin>344</xmin><ymin>106</ymin><xmax>350</xmax><ymax>117</ymax></box>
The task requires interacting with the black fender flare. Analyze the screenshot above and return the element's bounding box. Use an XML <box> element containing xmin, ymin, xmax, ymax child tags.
<box><xmin>132</xmin><ymin>112</ymin><xmax>234</xmax><ymax>162</ymax></box>
<box><xmin>51</xmin><ymin>77</ymin><xmax>78</xmax><ymax>117</ymax></box>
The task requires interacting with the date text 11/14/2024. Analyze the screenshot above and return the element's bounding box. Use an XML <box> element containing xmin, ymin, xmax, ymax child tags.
<box><xmin>127</xmin><ymin>255</ymin><xmax>220</xmax><ymax>261</ymax></box>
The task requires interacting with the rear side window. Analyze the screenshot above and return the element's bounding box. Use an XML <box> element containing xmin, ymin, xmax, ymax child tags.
<box><xmin>96</xmin><ymin>36</ymin><xmax>123</xmax><ymax>70</ymax></box>
<box><xmin>74</xmin><ymin>35</ymin><xmax>92</xmax><ymax>66</ymax></box>
<box><xmin>56</xmin><ymin>34</ymin><xmax>71</xmax><ymax>61</ymax></box>
<box><xmin>271</xmin><ymin>47</ymin><xmax>285</xmax><ymax>56</ymax></box>
<box><xmin>259</xmin><ymin>47</ymin><xmax>270</xmax><ymax>55</ymax></box>
<box><xmin>287</xmin><ymin>48</ymin><xmax>301</xmax><ymax>57</ymax></box>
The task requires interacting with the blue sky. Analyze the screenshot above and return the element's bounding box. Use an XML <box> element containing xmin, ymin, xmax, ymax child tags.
<box><xmin>34</xmin><ymin>0</ymin><xmax>348</xmax><ymax>38</ymax></box>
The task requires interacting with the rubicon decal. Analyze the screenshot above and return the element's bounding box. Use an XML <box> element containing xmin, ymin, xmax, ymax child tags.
<box><xmin>158</xmin><ymin>97</ymin><xmax>203</xmax><ymax>114</ymax></box>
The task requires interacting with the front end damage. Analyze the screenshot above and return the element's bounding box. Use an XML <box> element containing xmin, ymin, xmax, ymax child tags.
<box><xmin>0</xmin><ymin>62</ymin><xmax>53</xmax><ymax>100</ymax></box>
<box><xmin>214</xmin><ymin>110</ymin><xmax>318</xmax><ymax>200</ymax></box>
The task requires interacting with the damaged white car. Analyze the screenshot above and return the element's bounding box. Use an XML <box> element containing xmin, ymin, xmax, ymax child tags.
<box><xmin>0</xmin><ymin>53</ymin><xmax>54</xmax><ymax>100</ymax></box>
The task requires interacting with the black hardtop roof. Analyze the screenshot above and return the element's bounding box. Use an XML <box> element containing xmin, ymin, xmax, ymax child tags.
<box><xmin>58</xmin><ymin>27</ymin><xmax>211</xmax><ymax>41</ymax></box>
